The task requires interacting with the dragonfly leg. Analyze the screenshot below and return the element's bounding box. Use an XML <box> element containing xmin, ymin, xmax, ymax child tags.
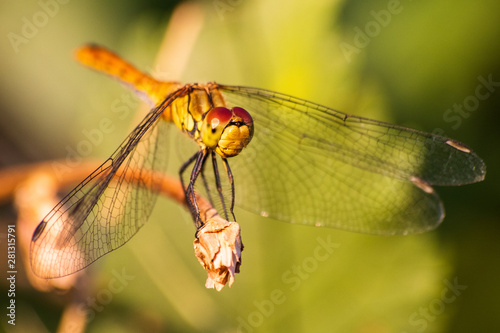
<box><xmin>179</xmin><ymin>151</ymin><xmax>199</xmax><ymax>191</ymax></box>
<box><xmin>222</xmin><ymin>157</ymin><xmax>237</xmax><ymax>222</ymax></box>
<box><xmin>200</xmin><ymin>164</ymin><xmax>215</xmax><ymax>209</ymax></box>
<box><xmin>211</xmin><ymin>151</ymin><xmax>230</xmax><ymax>221</ymax></box>
<box><xmin>179</xmin><ymin>152</ymin><xmax>214</xmax><ymax>207</ymax></box>
<box><xmin>180</xmin><ymin>149</ymin><xmax>208</xmax><ymax>228</ymax></box>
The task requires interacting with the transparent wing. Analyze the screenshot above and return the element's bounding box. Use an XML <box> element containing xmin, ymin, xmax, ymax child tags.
<box><xmin>219</xmin><ymin>85</ymin><xmax>486</xmax><ymax>235</ymax></box>
<box><xmin>30</xmin><ymin>98</ymin><xmax>173</xmax><ymax>278</ymax></box>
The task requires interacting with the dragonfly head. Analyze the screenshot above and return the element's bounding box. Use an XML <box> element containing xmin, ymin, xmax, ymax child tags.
<box><xmin>201</xmin><ymin>106</ymin><xmax>254</xmax><ymax>158</ymax></box>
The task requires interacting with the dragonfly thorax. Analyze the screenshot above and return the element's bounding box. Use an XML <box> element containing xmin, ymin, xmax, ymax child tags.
<box><xmin>200</xmin><ymin>106</ymin><xmax>254</xmax><ymax>158</ymax></box>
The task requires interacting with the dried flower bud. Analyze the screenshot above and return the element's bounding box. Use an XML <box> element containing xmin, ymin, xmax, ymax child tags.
<box><xmin>193</xmin><ymin>213</ymin><xmax>243</xmax><ymax>291</ymax></box>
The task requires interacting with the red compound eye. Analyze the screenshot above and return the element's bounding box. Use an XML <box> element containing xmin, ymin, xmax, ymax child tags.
<box><xmin>232</xmin><ymin>107</ymin><xmax>253</xmax><ymax>125</ymax></box>
<box><xmin>206</xmin><ymin>107</ymin><xmax>232</xmax><ymax>130</ymax></box>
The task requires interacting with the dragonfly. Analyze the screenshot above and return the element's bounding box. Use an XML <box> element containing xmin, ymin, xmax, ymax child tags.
<box><xmin>30</xmin><ymin>44</ymin><xmax>486</xmax><ymax>279</ymax></box>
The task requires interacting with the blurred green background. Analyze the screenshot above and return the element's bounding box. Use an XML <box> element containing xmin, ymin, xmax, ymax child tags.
<box><xmin>1</xmin><ymin>0</ymin><xmax>499</xmax><ymax>332</ymax></box>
